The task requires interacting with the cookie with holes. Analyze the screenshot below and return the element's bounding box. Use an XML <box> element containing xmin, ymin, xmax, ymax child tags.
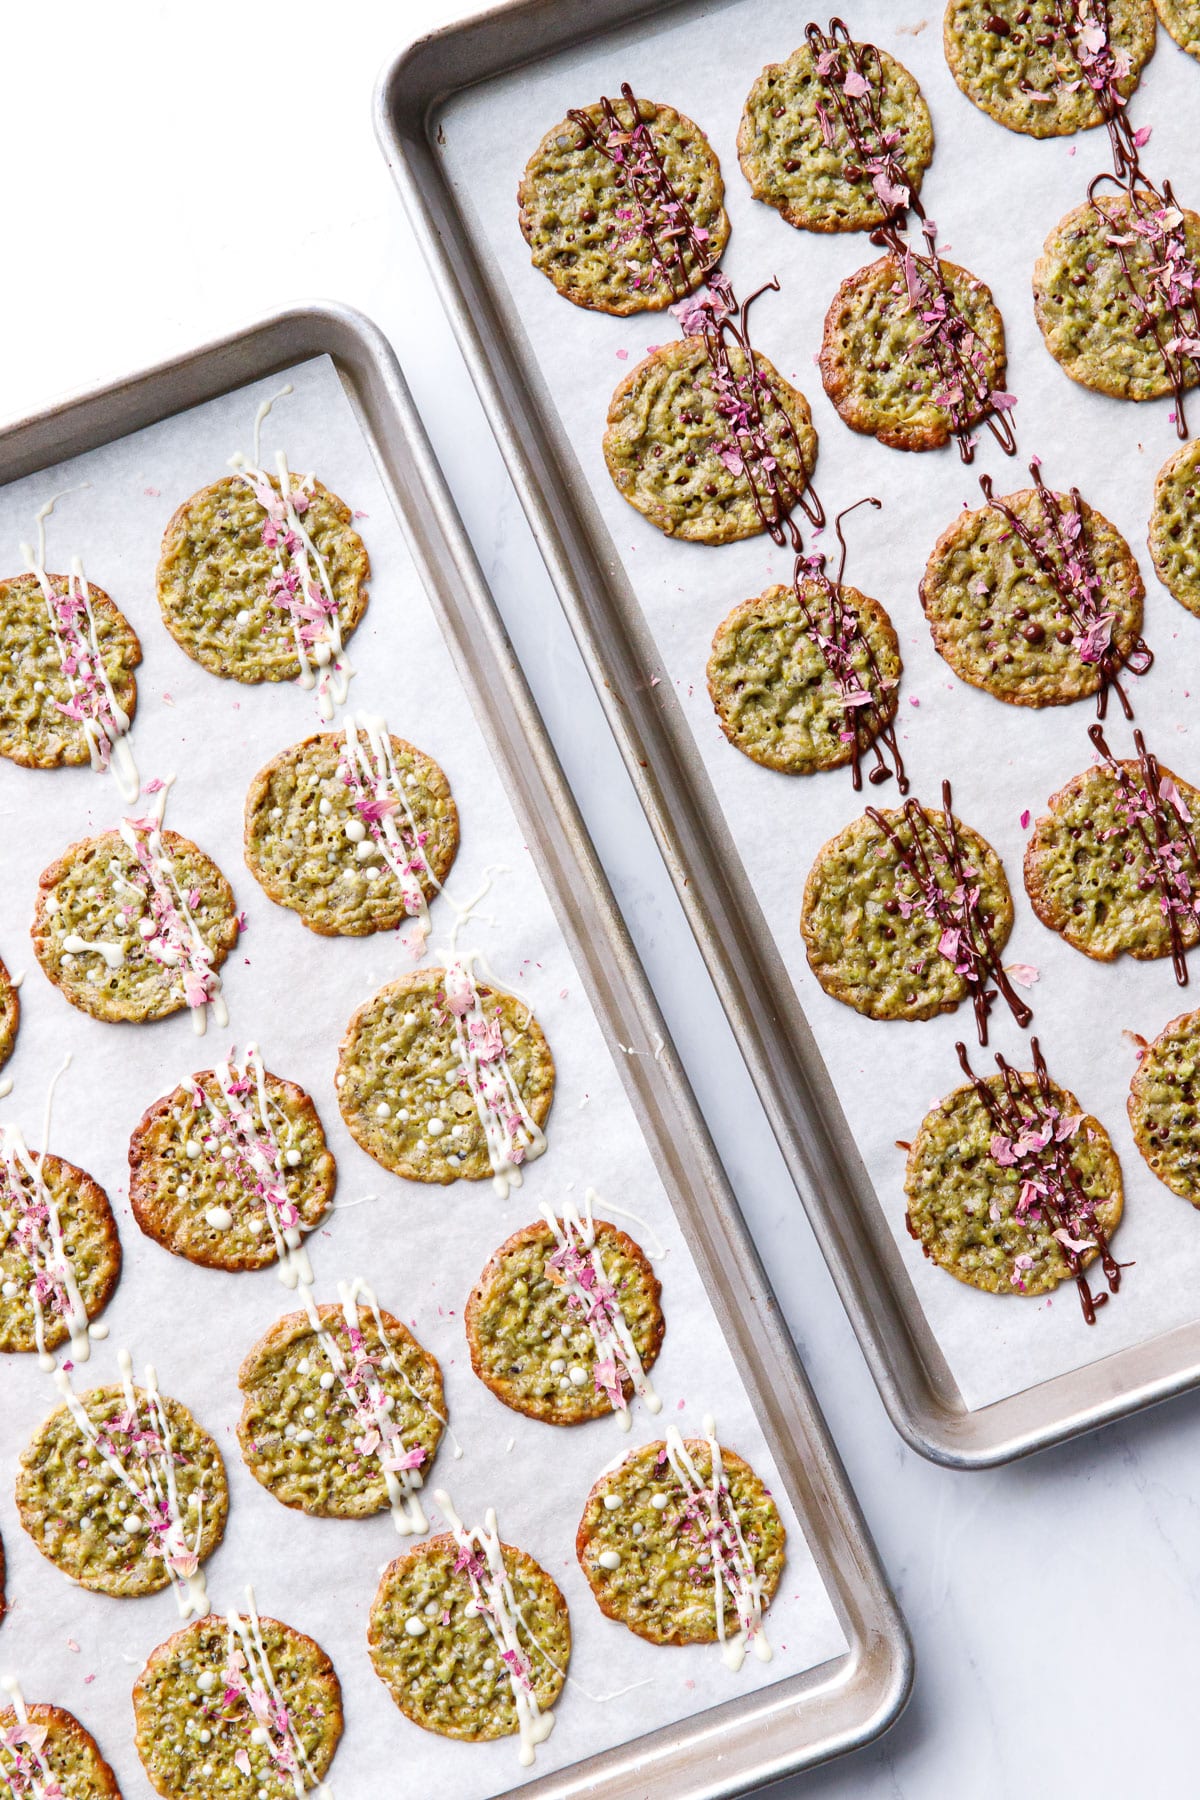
<box><xmin>738</xmin><ymin>34</ymin><xmax>932</xmax><ymax>232</ymax></box>
<box><xmin>0</xmin><ymin>1701</ymin><xmax>122</xmax><ymax>1797</ymax></box>
<box><xmin>1128</xmin><ymin>1006</ymin><xmax>1200</xmax><ymax>1201</ymax></box>
<box><xmin>465</xmin><ymin>1214</ymin><xmax>664</xmax><ymax>1424</ymax></box>
<box><xmin>920</xmin><ymin>484</ymin><xmax>1145</xmax><ymax>705</ymax></box>
<box><xmin>820</xmin><ymin>254</ymin><xmax>1008</xmax><ymax>451</ymax></box>
<box><xmin>128</xmin><ymin>1056</ymin><xmax>335</xmax><ymax>1273</ymax></box>
<box><xmin>944</xmin><ymin>0</ymin><xmax>1156</xmax><ymax>136</ymax></box>
<box><xmin>576</xmin><ymin>1434</ymin><xmax>786</xmax><ymax>1655</ymax></box>
<box><xmin>1155</xmin><ymin>0</ymin><xmax>1200</xmax><ymax>58</ymax></box>
<box><xmin>368</xmin><ymin>1529</ymin><xmax>570</xmax><ymax>1744</ymax></box>
<box><xmin>519</xmin><ymin>92</ymin><xmax>728</xmax><ymax>313</ymax></box>
<box><xmin>1033</xmin><ymin>193</ymin><xmax>1200</xmax><ymax>402</ymax></box>
<box><xmin>0</xmin><ymin>1147</ymin><xmax>121</xmax><ymax>1357</ymax></box>
<box><xmin>156</xmin><ymin>473</ymin><xmax>369</xmax><ymax>686</ymax></box>
<box><xmin>1149</xmin><ymin>437</ymin><xmax>1200</xmax><ymax>618</ymax></box>
<box><xmin>707</xmin><ymin>579</ymin><xmax>902</xmax><ymax>773</ymax></box>
<box><xmin>237</xmin><ymin>1299</ymin><xmax>445</xmax><ymax>1521</ymax></box>
<box><xmin>16</xmin><ymin>1381</ymin><xmax>227</xmax><ymax>1599</ymax></box>
<box><xmin>244</xmin><ymin>727</ymin><xmax>458</xmax><ymax>937</ymax></box>
<box><xmin>0</xmin><ymin>570</ymin><xmax>140</xmax><ymax>772</ymax></box>
<box><xmin>32</xmin><ymin>828</ymin><xmax>239</xmax><ymax>1025</ymax></box>
<box><xmin>905</xmin><ymin>1071</ymin><xmax>1124</xmax><ymax>1296</ymax></box>
<box><xmin>133</xmin><ymin>1612</ymin><xmax>342</xmax><ymax>1799</ymax></box>
<box><xmin>336</xmin><ymin>967</ymin><xmax>554</xmax><ymax>1188</ymax></box>
<box><xmin>801</xmin><ymin>803</ymin><xmax>1015</xmax><ymax>1020</ymax></box>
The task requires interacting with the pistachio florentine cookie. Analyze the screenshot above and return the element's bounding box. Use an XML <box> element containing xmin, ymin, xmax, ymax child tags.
<box><xmin>905</xmin><ymin>1074</ymin><xmax>1124</xmax><ymax>1295</ymax></box>
<box><xmin>244</xmin><ymin>728</ymin><xmax>458</xmax><ymax>936</ymax></box>
<box><xmin>1033</xmin><ymin>194</ymin><xmax>1200</xmax><ymax>402</ymax></box>
<box><xmin>133</xmin><ymin>1613</ymin><xmax>342</xmax><ymax>1799</ymax></box>
<box><xmin>1149</xmin><ymin>438</ymin><xmax>1200</xmax><ymax>618</ymax></box>
<box><xmin>32</xmin><ymin>828</ymin><xmax>239</xmax><ymax>1025</ymax></box>
<box><xmin>156</xmin><ymin>473</ymin><xmax>369</xmax><ymax>685</ymax></box>
<box><xmin>368</xmin><ymin>1531</ymin><xmax>570</xmax><ymax>1742</ymax></box>
<box><xmin>738</xmin><ymin>39</ymin><xmax>933</xmax><ymax>233</ymax></box>
<box><xmin>16</xmin><ymin>1383</ymin><xmax>227</xmax><ymax>1599</ymax></box>
<box><xmin>465</xmin><ymin>1216</ymin><xmax>664</xmax><ymax>1424</ymax></box>
<box><xmin>0</xmin><ymin>1701</ymin><xmax>122</xmax><ymax>1798</ymax></box>
<box><xmin>1024</xmin><ymin>758</ymin><xmax>1200</xmax><ymax>962</ymax></box>
<box><xmin>944</xmin><ymin>0</ymin><xmax>1156</xmax><ymax>136</ymax></box>
<box><xmin>820</xmin><ymin>255</ymin><xmax>1008</xmax><ymax>451</ymax></box>
<box><xmin>0</xmin><ymin>955</ymin><xmax>18</xmax><ymax>1073</ymax></box>
<box><xmin>603</xmin><ymin>335</ymin><xmax>818</xmax><ymax>544</ymax></box>
<box><xmin>801</xmin><ymin>805</ymin><xmax>1014</xmax><ymax>1020</ymax></box>
<box><xmin>1155</xmin><ymin>0</ymin><xmax>1200</xmax><ymax>58</ymax></box>
<box><xmin>337</xmin><ymin>966</ymin><xmax>554</xmax><ymax>1187</ymax></box>
<box><xmin>1129</xmin><ymin>1007</ymin><xmax>1200</xmax><ymax>1201</ymax></box>
<box><xmin>518</xmin><ymin>94</ymin><xmax>728</xmax><ymax>313</ymax></box>
<box><xmin>920</xmin><ymin>486</ymin><xmax>1145</xmax><ymax>705</ymax></box>
<box><xmin>707</xmin><ymin>580</ymin><xmax>902</xmax><ymax>773</ymax></box>
<box><xmin>128</xmin><ymin>1058</ymin><xmax>335</xmax><ymax>1272</ymax></box>
<box><xmin>0</xmin><ymin>1150</ymin><xmax>121</xmax><ymax>1355</ymax></box>
<box><xmin>238</xmin><ymin>1302</ymin><xmax>445</xmax><ymax>1518</ymax></box>
<box><xmin>0</xmin><ymin>571</ymin><xmax>141</xmax><ymax>772</ymax></box>
<box><xmin>576</xmin><ymin>1435</ymin><xmax>786</xmax><ymax>1650</ymax></box>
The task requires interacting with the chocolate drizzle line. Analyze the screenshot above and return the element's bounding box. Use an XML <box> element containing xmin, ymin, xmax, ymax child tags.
<box><xmin>805</xmin><ymin>17</ymin><xmax>1019</xmax><ymax>465</ymax></box>
<box><xmin>1053</xmin><ymin>0</ymin><xmax>1200</xmax><ymax>436</ymax></box>
<box><xmin>1088</xmin><ymin>722</ymin><xmax>1200</xmax><ymax>984</ymax></box>
<box><xmin>568</xmin><ymin>83</ymin><xmax>720</xmax><ymax>303</ymax></box>
<box><xmin>866</xmin><ymin>780</ymin><xmax>1032</xmax><ymax>1044</ymax></box>
<box><xmin>792</xmin><ymin>498</ymin><xmax>908</xmax><ymax>792</ymax></box>
<box><xmin>979</xmin><ymin>462</ymin><xmax>1152</xmax><ymax>719</ymax></box>
<box><xmin>953</xmin><ymin>1037</ymin><xmax>1122</xmax><ymax>1324</ymax></box>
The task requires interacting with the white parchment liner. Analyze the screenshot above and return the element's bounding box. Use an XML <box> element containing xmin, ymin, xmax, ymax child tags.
<box><xmin>0</xmin><ymin>354</ymin><xmax>845</xmax><ymax>1799</ymax></box>
<box><xmin>436</xmin><ymin>0</ymin><xmax>1200</xmax><ymax>1411</ymax></box>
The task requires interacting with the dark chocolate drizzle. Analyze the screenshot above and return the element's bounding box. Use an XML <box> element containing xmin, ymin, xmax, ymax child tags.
<box><xmin>804</xmin><ymin>18</ymin><xmax>1019</xmax><ymax>464</ymax></box>
<box><xmin>866</xmin><ymin>780</ymin><xmax>1032</xmax><ymax>1045</ymax></box>
<box><xmin>953</xmin><ymin>1036</ymin><xmax>1123</xmax><ymax>1325</ymax></box>
<box><xmin>978</xmin><ymin>461</ymin><xmax>1152</xmax><ymax>719</ymax></box>
<box><xmin>792</xmin><ymin>498</ymin><xmax>908</xmax><ymax>792</ymax></box>
<box><xmin>1088</xmin><ymin>723</ymin><xmax>1200</xmax><ymax>984</ymax></box>
<box><xmin>1055</xmin><ymin>0</ymin><xmax>1200</xmax><ymax>436</ymax></box>
<box><xmin>568</xmin><ymin>83</ymin><xmax>720</xmax><ymax>303</ymax></box>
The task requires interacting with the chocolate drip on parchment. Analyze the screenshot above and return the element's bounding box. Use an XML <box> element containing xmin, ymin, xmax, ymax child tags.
<box><xmin>805</xmin><ymin>17</ymin><xmax>1019</xmax><ymax>465</ymax></box>
<box><xmin>1088</xmin><ymin>722</ymin><xmax>1200</xmax><ymax>984</ymax></box>
<box><xmin>979</xmin><ymin>461</ymin><xmax>1153</xmax><ymax>719</ymax></box>
<box><xmin>867</xmin><ymin>780</ymin><xmax>1032</xmax><ymax>1044</ymax></box>
<box><xmin>953</xmin><ymin>1037</ymin><xmax>1122</xmax><ymax>1324</ymax></box>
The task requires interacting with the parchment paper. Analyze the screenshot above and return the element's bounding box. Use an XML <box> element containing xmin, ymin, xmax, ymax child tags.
<box><xmin>436</xmin><ymin>0</ymin><xmax>1200</xmax><ymax>1411</ymax></box>
<box><xmin>0</xmin><ymin>354</ymin><xmax>847</xmax><ymax>1798</ymax></box>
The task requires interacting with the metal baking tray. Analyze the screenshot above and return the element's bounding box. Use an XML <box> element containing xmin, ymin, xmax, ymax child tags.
<box><xmin>0</xmin><ymin>304</ymin><xmax>910</xmax><ymax>1794</ymax></box>
<box><xmin>376</xmin><ymin>0</ymin><xmax>1200</xmax><ymax>1469</ymax></box>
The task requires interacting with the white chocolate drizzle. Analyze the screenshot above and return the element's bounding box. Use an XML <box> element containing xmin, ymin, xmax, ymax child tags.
<box><xmin>540</xmin><ymin>1188</ymin><xmax>661</xmax><ymax>1430</ymax></box>
<box><xmin>0</xmin><ymin>1119</ymin><xmax>92</xmax><ymax>1373</ymax></box>
<box><xmin>434</xmin><ymin>1491</ymin><xmax>558</xmax><ymax>1767</ymax></box>
<box><xmin>229</xmin><ymin>387</ymin><xmax>353</xmax><ymax>722</ymax></box>
<box><xmin>439</xmin><ymin>956</ymin><xmax>546</xmax><ymax>1198</ymax></box>
<box><xmin>20</xmin><ymin>493</ymin><xmax>139</xmax><ymax>805</ymax></box>
<box><xmin>62</xmin><ymin>776</ymin><xmax>228</xmax><ymax>1035</ymax></box>
<box><xmin>222</xmin><ymin>1587</ymin><xmax>333</xmax><ymax>1799</ymax></box>
<box><xmin>338</xmin><ymin>713</ymin><xmax>441</xmax><ymax>945</ymax></box>
<box><xmin>184</xmin><ymin>1044</ymin><xmax>311</xmax><ymax>1289</ymax></box>
<box><xmin>52</xmin><ymin>1349</ymin><xmax>210</xmax><ymax>1618</ymax></box>
<box><xmin>299</xmin><ymin>1277</ymin><xmax>441</xmax><ymax>1535</ymax></box>
<box><xmin>663</xmin><ymin>1417</ymin><xmax>772</xmax><ymax>1672</ymax></box>
<box><xmin>0</xmin><ymin>1677</ymin><xmax>56</xmax><ymax>1799</ymax></box>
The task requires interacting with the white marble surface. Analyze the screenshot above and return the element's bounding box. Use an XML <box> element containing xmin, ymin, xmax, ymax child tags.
<box><xmin>4</xmin><ymin>3</ymin><xmax>1199</xmax><ymax>1794</ymax></box>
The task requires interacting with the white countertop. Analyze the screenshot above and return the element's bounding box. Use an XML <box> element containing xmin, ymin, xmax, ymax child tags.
<box><xmin>6</xmin><ymin>3</ymin><xmax>1197</xmax><ymax>1794</ymax></box>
